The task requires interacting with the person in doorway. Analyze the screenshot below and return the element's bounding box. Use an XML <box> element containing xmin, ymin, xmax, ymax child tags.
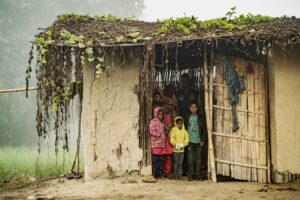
<box><xmin>186</xmin><ymin>101</ymin><xmax>206</xmax><ymax>181</ymax></box>
<box><xmin>149</xmin><ymin>107</ymin><xmax>166</xmax><ymax>179</ymax></box>
<box><xmin>172</xmin><ymin>73</ymin><xmax>201</xmax><ymax>176</ymax></box>
<box><xmin>172</xmin><ymin>73</ymin><xmax>200</xmax><ymax>120</ymax></box>
<box><xmin>170</xmin><ymin>117</ymin><xmax>189</xmax><ymax>179</ymax></box>
<box><xmin>152</xmin><ymin>89</ymin><xmax>176</xmax><ymax>178</ymax></box>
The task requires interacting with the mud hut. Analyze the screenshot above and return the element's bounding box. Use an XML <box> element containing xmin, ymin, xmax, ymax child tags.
<box><xmin>26</xmin><ymin>14</ymin><xmax>300</xmax><ymax>183</ymax></box>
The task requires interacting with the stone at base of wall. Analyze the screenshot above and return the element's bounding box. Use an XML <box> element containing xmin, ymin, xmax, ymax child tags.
<box><xmin>140</xmin><ymin>166</ymin><xmax>152</xmax><ymax>176</ymax></box>
<box><xmin>272</xmin><ymin>170</ymin><xmax>300</xmax><ymax>183</ymax></box>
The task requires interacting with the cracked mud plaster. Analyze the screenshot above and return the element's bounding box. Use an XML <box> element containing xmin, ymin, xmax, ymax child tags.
<box><xmin>82</xmin><ymin>52</ymin><xmax>148</xmax><ymax>180</ymax></box>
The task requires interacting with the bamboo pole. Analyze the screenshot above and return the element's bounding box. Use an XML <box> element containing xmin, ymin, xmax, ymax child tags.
<box><xmin>247</xmin><ymin>61</ymin><xmax>257</xmax><ymax>181</ymax></box>
<box><xmin>0</xmin><ymin>86</ymin><xmax>38</xmax><ymax>93</ymax></box>
<box><xmin>212</xmin><ymin>132</ymin><xmax>266</xmax><ymax>142</ymax></box>
<box><xmin>222</xmin><ymin>55</ymin><xmax>232</xmax><ymax>177</ymax></box>
<box><xmin>204</xmin><ymin>45</ymin><xmax>217</xmax><ymax>182</ymax></box>
<box><xmin>215</xmin><ymin>159</ymin><xmax>268</xmax><ymax>169</ymax></box>
<box><xmin>241</xmin><ymin>59</ymin><xmax>250</xmax><ymax>180</ymax></box>
<box><xmin>212</xmin><ymin>105</ymin><xmax>266</xmax><ymax>116</ymax></box>
<box><xmin>254</xmin><ymin>63</ymin><xmax>261</xmax><ymax>182</ymax></box>
<box><xmin>215</xmin><ymin>54</ymin><xmax>223</xmax><ymax>175</ymax></box>
<box><xmin>213</xmin><ymin>83</ymin><xmax>266</xmax><ymax>94</ymax></box>
<box><xmin>266</xmin><ymin>51</ymin><xmax>272</xmax><ymax>183</ymax></box>
<box><xmin>259</xmin><ymin>64</ymin><xmax>267</xmax><ymax>183</ymax></box>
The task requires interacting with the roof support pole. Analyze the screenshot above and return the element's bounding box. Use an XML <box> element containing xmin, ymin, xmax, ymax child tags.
<box><xmin>204</xmin><ymin>44</ymin><xmax>217</xmax><ymax>182</ymax></box>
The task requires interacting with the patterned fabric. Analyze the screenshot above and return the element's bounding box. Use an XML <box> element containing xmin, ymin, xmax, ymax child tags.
<box><xmin>159</xmin><ymin>114</ymin><xmax>173</xmax><ymax>155</ymax></box>
<box><xmin>149</xmin><ymin>107</ymin><xmax>165</xmax><ymax>148</ymax></box>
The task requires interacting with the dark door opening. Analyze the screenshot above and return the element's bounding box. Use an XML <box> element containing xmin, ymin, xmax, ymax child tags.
<box><xmin>152</xmin><ymin>41</ymin><xmax>208</xmax><ymax>178</ymax></box>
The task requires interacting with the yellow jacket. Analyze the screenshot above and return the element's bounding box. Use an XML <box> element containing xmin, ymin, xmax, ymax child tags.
<box><xmin>170</xmin><ymin>117</ymin><xmax>189</xmax><ymax>153</ymax></box>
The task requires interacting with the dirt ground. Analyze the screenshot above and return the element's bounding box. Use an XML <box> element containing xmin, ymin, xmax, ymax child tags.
<box><xmin>1</xmin><ymin>176</ymin><xmax>300</xmax><ymax>200</ymax></box>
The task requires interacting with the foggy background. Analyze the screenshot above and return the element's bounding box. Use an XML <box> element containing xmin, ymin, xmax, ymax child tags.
<box><xmin>0</xmin><ymin>0</ymin><xmax>299</xmax><ymax>148</ymax></box>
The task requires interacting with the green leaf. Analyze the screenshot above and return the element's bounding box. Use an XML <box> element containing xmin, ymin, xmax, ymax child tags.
<box><xmin>36</xmin><ymin>37</ymin><xmax>45</xmax><ymax>45</ymax></box>
<box><xmin>60</xmin><ymin>29</ymin><xmax>72</xmax><ymax>39</ymax></box>
<box><xmin>85</xmin><ymin>47</ymin><xmax>93</xmax><ymax>55</ymax></box>
<box><xmin>128</xmin><ymin>32</ymin><xmax>140</xmax><ymax>38</ymax></box>
<box><xmin>41</xmin><ymin>58</ymin><xmax>47</xmax><ymax>64</ymax></box>
<box><xmin>87</xmin><ymin>57</ymin><xmax>95</xmax><ymax>62</ymax></box>
<box><xmin>98</xmin><ymin>31</ymin><xmax>107</xmax><ymax>36</ymax></box>
<box><xmin>115</xmin><ymin>35</ymin><xmax>125</xmax><ymax>43</ymax></box>
<box><xmin>78</xmin><ymin>42</ymin><xmax>85</xmax><ymax>48</ymax></box>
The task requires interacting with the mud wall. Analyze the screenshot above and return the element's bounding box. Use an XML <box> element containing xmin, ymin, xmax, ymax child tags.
<box><xmin>82</xmin><ymin>48</ymin><xmax>146</xmax><ymax>179</ymax></box>
<box><xmin>269</xmin><ymin>45</ymin><xmax>300</xmax><ymax>182</ymax></box>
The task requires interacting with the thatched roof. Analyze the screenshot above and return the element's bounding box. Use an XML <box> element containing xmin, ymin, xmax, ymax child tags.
<box><xmin>27</xmin><ymin>14</ymin><xmax>300</xmax><ymax>150</ymax></box>
<box><xmin>35</xmin><ymin>15</ymin><xmax>300</xmax><ymax>47</ymax></box>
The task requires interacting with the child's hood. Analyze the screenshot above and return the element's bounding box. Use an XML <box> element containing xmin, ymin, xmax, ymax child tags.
<box><xmin>153</xmin><ymin>107</ymin><xmax>163</xmax><ymax>119</ymax></box>
<box><xmin>174</xmin><ymin>116</ymin><xmax>185</xmax><ymax>130</ymax></box>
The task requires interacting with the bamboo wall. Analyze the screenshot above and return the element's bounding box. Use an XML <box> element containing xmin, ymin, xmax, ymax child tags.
<box><xmin>212</xmin><ymin>54</ymin><xmax>268</xmax><ymax>183</ymax></box>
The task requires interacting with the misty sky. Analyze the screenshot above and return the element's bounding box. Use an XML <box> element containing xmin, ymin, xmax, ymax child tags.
<box><xmin>142</xmin><ymin>0</ymin><xmax>300</xmax><ymax>21</ymax></box>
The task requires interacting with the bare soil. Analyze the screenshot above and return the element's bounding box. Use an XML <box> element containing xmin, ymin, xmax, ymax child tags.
<box><xmin>1</xmin><ymin>177</ymin><xmax>300</xmax><ymax>200</ymax></box>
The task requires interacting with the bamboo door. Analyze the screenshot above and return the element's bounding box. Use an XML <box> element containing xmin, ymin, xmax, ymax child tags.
<box><xmin>212</xmin><ymin>54</ymin><xmax>269</xmax><ymax>183</ymax></box>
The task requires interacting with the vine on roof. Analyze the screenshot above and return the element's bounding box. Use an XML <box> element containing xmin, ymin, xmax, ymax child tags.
<box><xmin>156</xmin><ymin>7</ymin><xmax>273</xmax><ymax>35</ymax></box>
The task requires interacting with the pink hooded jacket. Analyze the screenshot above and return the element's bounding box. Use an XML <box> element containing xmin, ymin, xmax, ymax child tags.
<box><xmin>149</xmin><ymin>107</ymin><xmax>166</xmax><ymax>148</ymax></box>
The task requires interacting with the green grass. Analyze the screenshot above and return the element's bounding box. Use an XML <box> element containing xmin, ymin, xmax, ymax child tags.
<box><xmin>0</xmin><ymin>146</ymin><xmax>84</xmax><ymax>181</ymax></box>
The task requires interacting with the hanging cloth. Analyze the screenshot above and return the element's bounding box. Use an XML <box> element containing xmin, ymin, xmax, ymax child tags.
<box><xmin>225</xmin><ymin>57</ymin><xmax>246</xmax><ymax>132</ymax></box>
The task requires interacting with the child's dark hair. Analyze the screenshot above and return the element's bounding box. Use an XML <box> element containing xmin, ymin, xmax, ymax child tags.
<box><xmin>189</xmin><ymin>101</ymin><xmax>199</xmax><ymax>107</ymax></box>
<box><xmin>153</xmin><ymin>91</ymin><xmax>161</xmax><ymax>97</ymax></box>
<box><xmin>176</xmin><ymin>118</ymin><xmax>184</xmax><ymax>124</ymax></box>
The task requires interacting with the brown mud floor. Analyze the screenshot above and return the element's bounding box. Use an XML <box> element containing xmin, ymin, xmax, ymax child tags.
<box><xmin>1</xmin><ymin>177</ymin><xmax>300</xmax><ymax>200</ymax></box>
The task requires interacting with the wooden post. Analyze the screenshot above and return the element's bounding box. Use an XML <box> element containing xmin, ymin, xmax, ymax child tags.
<box><xmin>266</xmin><ymin>50</ymin><xmax>272</xmax><ymax>183</ymax></box>
<box><xmin>204</xmin><ymin>45</ymin><xmax>217</xmax><ymax>182</ymax></box>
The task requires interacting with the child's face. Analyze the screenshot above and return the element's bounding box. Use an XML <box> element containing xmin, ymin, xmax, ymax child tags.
<box><xmin>177</xmin><ymin>121</ymin><xmax>183</xmax><ymax>129</ymax></box>
<box><xmin>153</xmin><ymin>94</ymin><xmax>161</xmax><ymax>102</ymax></box>
<box><xmin>157</xmin><ymin>110</ymin><xmax>164</xmax><ymax>120</ymax></box>
<box><xmin>189</xmin><ymin>104</ymin><xmax>198</xmax><ymax>114</ymax></box>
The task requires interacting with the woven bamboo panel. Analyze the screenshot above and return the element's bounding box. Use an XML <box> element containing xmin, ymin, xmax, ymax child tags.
<box><xmin>212</xmin><ymin>54</ymin><xmax>268</xmax><ymax>183</ymax></box>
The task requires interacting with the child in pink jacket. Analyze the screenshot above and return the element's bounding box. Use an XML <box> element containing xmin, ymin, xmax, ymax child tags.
<box><xmin>149</xmin><ymin>107</ymin><xmax>166</xmax><ymax>178</ymax></box>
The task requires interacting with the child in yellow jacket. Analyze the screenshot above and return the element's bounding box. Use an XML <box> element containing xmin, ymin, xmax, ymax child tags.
<box><xmin>170</xmin><ymin>117</ymin><xmax>189</xmax><ymax>179</ymax></box>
